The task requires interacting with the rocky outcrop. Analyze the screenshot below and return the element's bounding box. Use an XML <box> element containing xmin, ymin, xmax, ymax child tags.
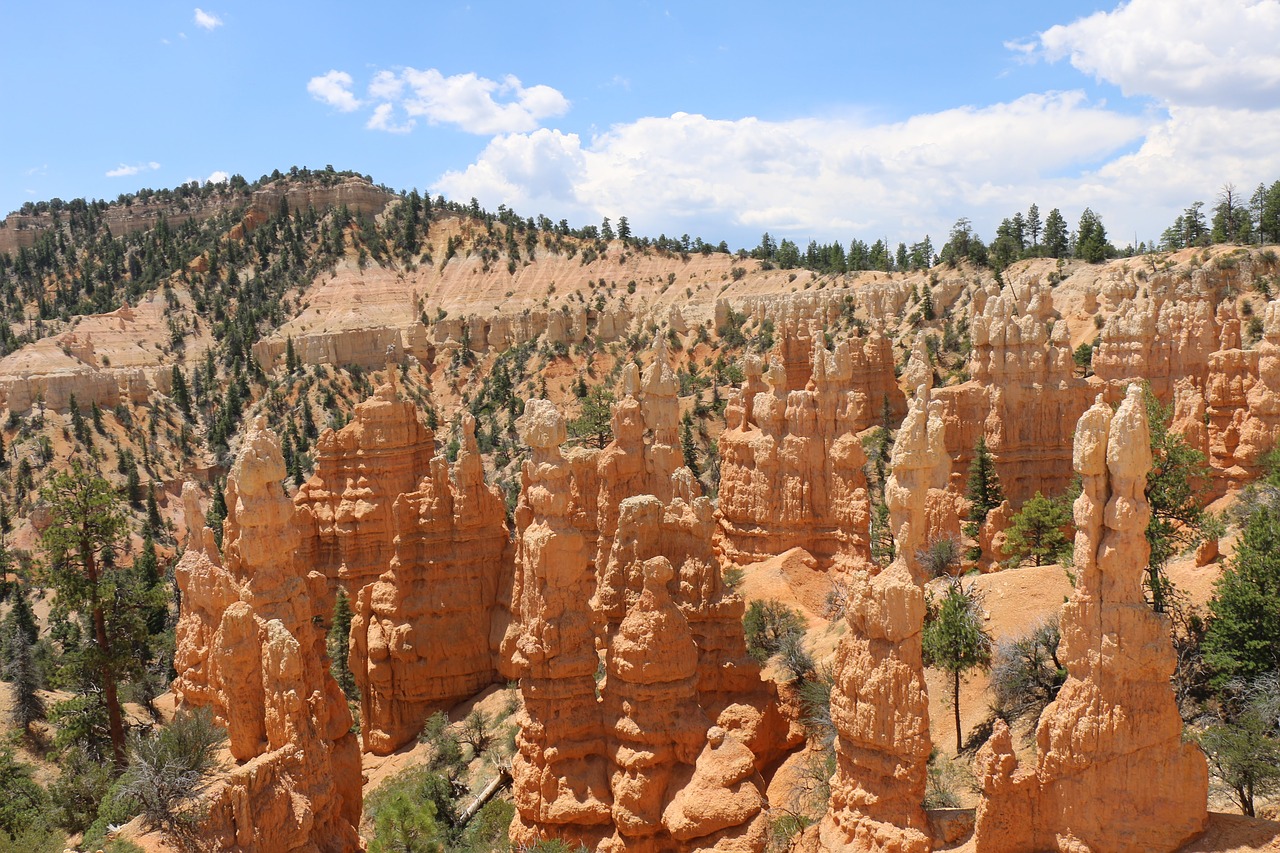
<box><xmin>717</xmin><ymin>332</ymin><xmax>899</xmax><ymax>568</ymax></box>
<box><xmin>252</xmin><ymin>322</ymin><xmax>435</xmax><ymax>371</ymax></box>
<box><xmin>819</xmin><ymin>391</ymin><xmax>948</xmax><ymax>853</ymax></box>
<box><xmin>600</xmin><ymin>556</ymin><xmax>769</xmax><ymax>853</ymax></box>
<box><xmin>1206</xmin><ymin>300</ymin><xmax>1280</xmax><ymax>483</ymax></box>
<box><xmin>1091</xmin><ymin>298</ymin><xmax>1217</xmax><ymax>402</ymax></box>
<box><xmin>172</xmin><ymin>421</ymin><xmax>361</xmax><ymax>853</ymax></box>
<box><xmin>508</xmin><ymin>399</ymin><xmax>614</xmax><ymax>850</ymax></box>
<box><xmin>294</xmin><ymin>384</ymin><xmax>438</xmax><ymax>592</ymax></box>
<box><xmin>932</xmin><ymin>284</ymin><xmax>1092</xmax><ymax>505</ymax></box>
<box><xmin>508</xmin><ymin>396</ymin><xmax>784</xmax><ymax>852</ymax></box>
<box><xmin>974</xmin><ymin>386</ymin><xmax>1208</xmax><ymax>853</ymax></box>
<box><xmin>350</xmin><ymin>408</ymin><xmax>510</xmax><ymax>754</ymax></box>
<box><xmin>294</xmin><ymin>385</ymin><xmax>510</xmax><ymax>754</ymax></box>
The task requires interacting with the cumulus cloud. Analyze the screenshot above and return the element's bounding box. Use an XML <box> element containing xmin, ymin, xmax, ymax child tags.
<box><xmin>193</xmin><ymin>8</ymin><xmax>222</xmax><ymax>30</ymax></box>
<box><xmin>309</xmin><ymin>67</ymin><xmax>569</xmax><ymax>134</ymax></box>
<box><xmin>307</xmin><ymin>70</ymin><xmax>361</xmax><ymax>112</ymax></box>
<box><xmin>206</xmin><ymin>170</ymin><xmax>229</xmax><ymax>184</ymax></box>
<box><xmin>106</xmin><ymin>161</ymin><xmax>161</xmax><ymax>178</ymax></box>
<box><xmin>367</xmin><ymin>103</ymin><xmax>415</xmax><ymax>134</ymax></box>
<box><xmin>1031</xmin><ymin>0</ymin><xmax>1280</xmax><ymax>109</ymax></box>
<box><xmin>434</xmin><ymin>93</ymin><xmax>1160</xmax><ymax>243</ymax></box>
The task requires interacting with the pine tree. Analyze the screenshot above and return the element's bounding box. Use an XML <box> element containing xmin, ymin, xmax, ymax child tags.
<box><xmin>1026</xmin><ymin>203</ymin><xmax>1042</xmax><ymax>250</ymax></box>
<box><xmin>146</xmin><ymin>485</ymin><xmax>163</xmax><ymax>535</ymax></box>
<box><xmin>0</xmin><ymin>583</ymin><xmax>41</xmax><ymax>734</ymax></box>
<box><xmin>1043</xmin><ymin>208</ymin><xmax>1069</xmax><ymax>258</ymax></box>
<box><xmin>681</xmin><ymin>414</ymin><xmax>701</xmax><ymax>477</ymax></box>
<box><xmin>171</xmin><ymin>366</ymin><xmax>191</xmax><ymax>418</ymax></box>
<box><xmin>207</xmin><ymin>480</ymin><xmax>228</xmax><ymax>549</ymax></box>
<box><xmin>328</xmin><ymin>589</ymin><xmax>359</xmax><ymax>701</ymax></box>
<box><xmin>126</xmin><ymin>466</ymin><xmax>143</xmax><ymax>509</ymax></box>
<box><xmin>1203</xmin><ymin>502</ymin><xmax>1280</xmax><ymax>686</ymax></box>
<box><xmin>38</xmin><ymin>461</ymin><xmax>132</xmax><ymax>768</ymax></box>
<box><xmin>922</xmin><ymin>580</ymin><xmax>992</xmax><ymax>752</ymax></box>
<box><xmin>966</xmin><ymin>436</ymin><xmax>1003</xmax><ymax>524</ymax></box>
<box><xmin>1003</xmin><ymin>492</ymin><xmax>1071</xmax><ymax>567</ymax></box>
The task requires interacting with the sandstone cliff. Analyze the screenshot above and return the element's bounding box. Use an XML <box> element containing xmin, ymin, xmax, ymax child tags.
<box><xmin>294</xmin><ymin>384</ymin><xmax>511</xmax><ymax>754</ymax></box>
<box><xmin>717</xmin><ymin>332</ymin><xmax>898</xmax><ymax>568</ymax></box>
<box><xmin>818</xmin><ymin>391</ymin><xmax>949</xmax><ymax>853</ymax></box>
<box><xmin>172</xmin><ymin>423</ymin><xmax>362</xmax><ymax>853</ymax></box>
<box><xmin>973</xmin><ymin>385</ymin><xmax>1208</xmax><ymax>853</ymax></box>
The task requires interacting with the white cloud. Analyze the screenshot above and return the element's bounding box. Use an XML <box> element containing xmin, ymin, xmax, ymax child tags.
<box><xmin>106</xmin><ymin>161</ymin><xmax>161</xmax><ymax>178</ymax></box>
<box><xmin>368</xmin><ymin>70</ymin><xmax>404</xmax><ymax>101</ymax></box>
<box><xmin>1032</xmin><ymin>0</ymin><xmax>1280</xmax><ymax>109</ymax></box>
<box><xmin>308</xmin><ymin>70</ymin><xmax>361</xmax><ymax>112</ymax></box>
<box><xmin>314</xmin><ymin>67</ymin><xmax>569</xmax><ymax>134</ymax></box>
<box><xmin>434</xmin><ymin>93</ymin><xmax>1159</xmax><ymax>244</ymax></box>
<box><xmin>193</xmin><ymin>7</ymin><xmax>223</xmax><ymax>30</ymax></box>
<box><xmin>366</xmin><ymin>103</ymin><xmax>415</xmax><ymax>134</ymax></box>
<box><xmin>206</xmin><ymin>170</ymin><xmax>229</xmax><ymax>184</ymax></box>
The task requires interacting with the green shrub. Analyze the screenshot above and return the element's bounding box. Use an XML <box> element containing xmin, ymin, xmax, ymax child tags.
<box><xmin>742</xmin><ymin>599</ymin><xmax>806</xmax><ymax>664</ymax></box>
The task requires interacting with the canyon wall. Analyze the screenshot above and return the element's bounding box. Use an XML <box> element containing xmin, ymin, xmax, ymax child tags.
<box><xmin>973</xmin><ymin>385</ymin><xmax>1208</xmax><ymax>853</ymax></box>
<box><xmin>293</xmin><ymin>384</ymin><xmax>511</xmax><ymax>754</ymax></box>
<box><xmin>717</xmin><ymin>332</ymin><xmax>899</xmax><ymax>568</ymax></box>
<box><xmin>818</xmin><ymin>390</ymin><xmax>949</xmax><ymax>853</ymax></box>
<box><xmin>172</xmin><ymin>423</ymin><xmax>361</xmax><ymax>853</ymax></box>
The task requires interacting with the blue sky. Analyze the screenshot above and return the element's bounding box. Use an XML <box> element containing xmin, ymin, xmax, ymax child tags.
<box><xmin>4</xmin><ymin>1</ymin><xmax>1280</xmax><ymax>251</ymax></box>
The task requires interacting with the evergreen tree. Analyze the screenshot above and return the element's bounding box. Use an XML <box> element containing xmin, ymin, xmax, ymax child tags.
<box><xmin>1197</xmin><ymin>677</ymin><xmax>1280</xmax><ymax>817</ymax></box>
<box><xmin>328</xmin><ymin>589</ymin><xmax>359</xmax><ymax>702</ymax></box>
<box><xmin>146</xmin><ymin>485</ymin><xmax>163</xmax><ymax>536</ymax></box>
<box><xmin>566</xmin><ymin>386</ymin><xmax>614</xmax><ymax>449</ymax></box>
<box><xmin>1203</xmin><ymin>501</ymin><xmax>1280</xmax><ymax>686</ymax></box>
<box><xmin>1003</xmin><ymin>492</ymin><xmax>1071</xmax><ymax>567</ymax></box>
<box><xmin>681</xmin><ymin>414</ymin><xmax>700</xmax><ymax>477</ymax></box>
<box><xmin>966</xmin><ymin>436</ymin><xmax>1004</xmax><ymax>524</ymax></box>
<box><xmin>1043</xmin><ymin>208</ymin><xmax>1069</xmax><ymax>258</ymax></box>
<box><xmin>1075</xmin><ymin>207</ymin><xmax>1109</xmax><ymax>263</ymax></box>
<box><xmin>171</xmin><ymin>366</ymin><xmax>191</xmax><ymax>418</ymax></box>
<box><xmin>206</xmin><ymin>480</ymin><xmax>227</xmax><ymax>550</ymax></box>
<box><xmin>1018</xmin><ymin>202</ymin><xmax>1039</xmax><ymax>249</ymax></box>
<box><xmin>1142</xmin><ymin>386</ymin><xmax>1210</xmax><ymax>612</ymax></box>
<box><xmin>923</xmin><ymin>580</ymin><xmax>993</xmax><ymax>751</ymax></box>
<box><xmin>1</xmin><ymin>587</ymin><xmax>43</xmax><ymax>734</ymax></box>
<box><xmin>38</xmin><ymin>460</ymin><xmax>132</xmax><ymax>768</ymax></box>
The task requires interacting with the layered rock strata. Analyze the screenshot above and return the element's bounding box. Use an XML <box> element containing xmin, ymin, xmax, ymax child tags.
<box><xmin>508</xmin><ymin>398</ymin><xmax>781</xmax><ymax>852</ymax></box>
<box><xmin>508</xmin><ymin>399</ymin><xmax>614</xmax><ymax>850</ymax></box>
<box><xmin>718</xmin><ymin>333</ymin><xmax>897</xmax><ymax>568</ymax></box>
<box><xmin>973</xmin><ymin>385</ymin><xmax>1208</xmax><ymax>853</ymax></box>
<box><xmin>172</xmin><ymin>423</ymin><xmax>361</xmax><ymax>853</ymax></box>
<box><xmin>294</xmin><ymin>385</ymin><xmax>510</xmax><ymax>753</ymax></box>
<box><xmin>819</xmin><ymin>391</ymin><xmax>948</xmax><ymax>853</ymax></box>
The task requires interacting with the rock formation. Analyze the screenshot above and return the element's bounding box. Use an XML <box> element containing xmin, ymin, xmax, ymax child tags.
<box><xmin>932</xmin><ymin>284</ymin><xmax>1092</xmax><ymax>504</ymax></box>
<box><xmin>1206</xmin><ymin>299</ymin><xmax>1280</xmax><ymax>483</ymax></box>
<box><xmin>508</xmin><ymin>399</ymin><xmax>614</xmax><ymax>849</ymax></box>
<box><xmin>973</xmin><ymin>385</ymin><xmax>1208</xmax><ymax>853</ymax></box>
<box><xmin>599</xmin><ymin>556</ymin><xmax>769</xmax><ymax>853</ymax></box>
<box><xmin>508</xmin><ymin>395</ymin><xmax>784</xmax><ymax>852</ymax></box>
<box><xmin>172</xmin><ymin>421</ymin><xmax>361</xmax><ymax>853</ymax></box>
<box><xmin>1091</xmin><ymin>298</ymin><xmax>1217</xmax><ymax>402</ymax></box>
<box><xmin>295</xmin><ymin>385</ymin><xmax>510</xmax><ymax>754</ymax></box>
<box><xmin>718</xmin><ymin>332</ymin><xmax>897</xmax><ymax>568</ymax></box>
<box><xmin>819</xmin><ymin>391</ymin><xmax>948</xmax><ymax>853</ymax></box>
